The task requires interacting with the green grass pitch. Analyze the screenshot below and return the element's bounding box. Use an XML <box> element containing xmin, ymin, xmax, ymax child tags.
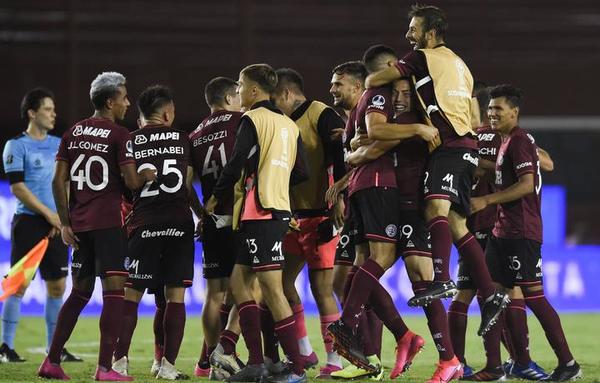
<box><xmin>0</xmin><ymin>313</ymin><xmax>598</xmax><ymax>382</ymax></box>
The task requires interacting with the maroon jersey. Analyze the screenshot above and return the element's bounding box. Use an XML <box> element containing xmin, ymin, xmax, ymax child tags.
<box><xmin>56</xmin><ymin>117</ymin><xmax>134</xmax><ymax>232</ymax></box>
<box><xmin>492</xmin><ymin>127</ymin><xmax>542</xmax><ymax>242</ymax></box>
<box><xmin>395</xmin><ymin>50</ymin><xmax>477</xmax><ymax>150</ymax></box>
<box><xmin>128</xmin><ymin>125</ymin><xmax>192</xmax><ymax>230</ymax></box>
<box><xmin>347</xmin><ymin>87</ymin><xmax>397</xmax><ymax>196</ymax></box>
<box><xmin>189</xmin><ymin>110</ymin><xmax>242</xmax><ymax>215</ymax></box>
<box><xmin>393</xmin><ymin>111</ymin><xmax>428</xmax><ymax>209</ymax></box>
<box><xmin>468</xmin><ymin>126</ymin><xmax>502</xmax><ymax>232</ymax></box>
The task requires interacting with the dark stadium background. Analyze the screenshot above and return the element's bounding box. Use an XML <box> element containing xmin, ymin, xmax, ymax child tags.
<box><xmin>1</xmin><ymin>0</ymin><xmax>599</xmax><ymax>242</ymax></box>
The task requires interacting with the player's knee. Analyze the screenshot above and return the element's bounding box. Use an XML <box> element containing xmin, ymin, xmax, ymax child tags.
<box><xmin>15</xmin><ymin>284</ymin><xmax>28</xmax><ymax>297</ymax></box>
<box><xmin>46</xmin><ymin>282</ymin><xmax>65</xmax><ymax>298</ymax></box>
<box><xmin>425</xmin><ymin>199</ymin><xmax>450</xmax><ymax>219</ymax></box>
<box><xmin>521</xmin><ymin>283</ymin><xmax>543</xmax><ymax>297</ymax></box>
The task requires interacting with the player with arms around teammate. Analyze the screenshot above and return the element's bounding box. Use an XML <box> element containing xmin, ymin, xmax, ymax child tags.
<box><xmin>38</xmin><ymin>72</ymin><xmax>155</xmax><ymax>381</ymax></box>
<box><xmin>366</xmin><ymin>4</ymin><xmax>507</xmax><ymax>337</ymax></box>
<box><xmin>1</xmin><ymin>88</ymin><xmax>81</xmax><ymax>363</ymax></box>
<box><xmin>189</xmin><ymin>77</ymin><xmax>245</xmax><ymax>379</ymax></box>
<box><xmin>111</xmin><ymin>85</ymin><xmax>196</xmax><ymax>380</ymax></box>
<box><xmin>271</xmin><ymin>68</ymin><xmax>346</xmax><ymax>377</ymax></box>
<box><xmin>470</xmin><ymin>85</ymin><xmax>581</xmax><ymax>382</ymax></box>
<box><xmin>205</xmin><ymin>64</ymin><xmax>308</xmax><ymax>383</ymax></box>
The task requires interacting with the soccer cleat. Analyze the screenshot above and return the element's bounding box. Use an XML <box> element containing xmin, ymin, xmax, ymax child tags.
<box><xmin>94</xmin><ymin>366</ymin><xmax>134</xmax><ymax>381</ymax></box>
<box><xmin>478</xmin><ymin>291</ymin><xmax>510</xmax><ymax>336</ymax></box>
<box><xmin>511</xmin><ymin>361</ymin><xmax>549</xmax><ymax>381</ymax></box>
<box><xmin>112</xmin><ymin>356</ymin><xmax>129</xmax><ymax>376</ymax></box>
<box><xmin>265</xmin><ymin>371</ymin><xmax>307</xmax><ymax>383</ymax></box>
<box><xmin>461</xmin><ymin>364</ymin><xmax>474</xmax><ymax>378</ymax></box>
<box><xmin>156</xmin><ymin>357</ymin><xmax>190</xmax><ymax>380</ymax></box>
<box><xmin>390</xmin><ymin>331</ymin><xmax>425</xmax><ymax>379</ymax></box>
<box><xmin>316</xmin><ymin>364</ymin><xmax>342</xmax><ymax>379</ymax></box>
<box><xmin>327</xmin><ymin>320</ymin><xmax>373</xmax><ymax>372</ymax></box>
<box><xmin>426</xmin><ymin>356</ymin><xmax>463</xmax><ymax>383</ymax></box>
<box><xmin>544</xmin><ymin>360</ymin><xmax>582</xmax><ymax>381</ymax></box>
<box><xmin>330</xmin><ymin>364</ymin><xmax>379</xmax><ymax>380</ymax></box>
<box><xmin>151</xmin><ymin>359</ymin><xmax>162</xmax><ymax>375</ymax></box>
<box><xmin>460</xmin><ymin>366</ymin><xmax>506</xmax><ymax>381</ymax></box>
<box><xmin>210</xmin><ymin>343</ymin><xmax>242</xmax><ymax>376</ymax></box>
<box><xmin>501</xmin><ymin>359</ymin><xmax>514</xmax><ymax>378</ymax></box>
<box><xmin>302</xmin><ymin>351</ymin><xmax>319</xmax><ymax>369</ymax></box>
<box><xmin>265</xmin><ymin>357</ymin><xmax>287</xmax><ymax>375</ymax></box>
<box><xmin>38</xmin><ymin>357</ymin><xmax>71</xmax><ymax>380</ymax></box>
<box><xmin>407</xmin><ymin>280</ymin><xmax>457</xmax><ymax>307</ymax></box>
<box><xmin>194</xmin><ymin>361</ymin><xmax>210</xmax><ymax>377</ymax></box>
<box><xmin>209</xmin><ymin>366</ymin><xmax>231</xmax><ymax>381</ymax></box>
<box><xmin>60</xmin><ymin>348</ymin><xmax>83</xmax><ymax>362</ymax></box>
<box><xmin>227</xmin><ymin>363</ymin><xmax>269</xmax><ymax>382</ymax></box>
<box><xmin>0</xmin><ymin>342</ymin><xmax>25</xmax><ymax>362</ymax></box>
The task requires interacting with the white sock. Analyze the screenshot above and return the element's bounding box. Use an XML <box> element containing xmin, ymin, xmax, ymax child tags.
<box><xmin>298</xmin><ymin>336</ymin><xmax>313</xmax><ymax>356</ymax></box>
<box><xmin>327</xmin><ymin>351</ymin><xmax>342</xmax><ymax>368</ymax></box>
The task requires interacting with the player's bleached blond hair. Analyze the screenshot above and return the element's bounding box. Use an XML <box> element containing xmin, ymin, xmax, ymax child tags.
<box><xmin>89</xmin><ymin>71</ymin><xmax>126</xmax><ymax>110</ymax></box>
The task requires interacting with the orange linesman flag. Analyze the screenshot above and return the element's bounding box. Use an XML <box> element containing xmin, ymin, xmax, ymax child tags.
<box><xmin>0</xmin><ymin>237</ymin><xmax>49</xmax><ymax>301</ymax></box>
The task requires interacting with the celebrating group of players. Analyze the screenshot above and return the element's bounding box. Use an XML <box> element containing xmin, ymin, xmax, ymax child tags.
<box><xmin>0</xmin><ymin>3</ymin><xmax>582</xmax><ymax>383</ymax></box>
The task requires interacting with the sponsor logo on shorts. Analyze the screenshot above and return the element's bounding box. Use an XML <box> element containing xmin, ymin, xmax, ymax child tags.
<box><xmin>71</xmin><ymin>262</ymin><xmax>82</xmax><ymax>269</ymax></box>
<box><xmin>271</xmin><ymin>254</ymin><xmax>284</xmax><ymax>262</ymax></box>
<box><xmin>253</xmin><ymin>256</ymin><xmax>260</xmax><ymax>264</ymax></box>
<box><xmin>462</xmin><ymin>152</ymin><xmax>479</xmax><ymax>166</ymax></box>
<box><xmin>203</xmin><ymin>262</ymin><xmax>219</xmax><ymax>269</ymax></box>
<box><xmin>406</xmin><ymin>240</ymin><xmax>415</xmax><ymax>248</ymax></box>
<box><xmin>457</xmin><ymin>275</ymin><xmax>470</xmax><ymax>281</ymax></box>
<box><xmin>124</xmin><ymin>257</ymin><xmax>140</xmax><ymax>274</ymax></box>
<box><xmin>385</xmin><ymin>224</ymin><xmax>397</xmax><ymax>238</ymax></box>
<box><xmin>129</xmin><ymin>273</ymin><xmax>152</xmax><ymax>280</ymax></box>
<box><xmin>141</xmin><ymin>228</ymin><xmax>185</xmax><ymax>238</ymax></box>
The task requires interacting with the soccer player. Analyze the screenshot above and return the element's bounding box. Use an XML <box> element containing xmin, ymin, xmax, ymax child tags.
<box><xmin>271</xmin><ymin>68</ymin><xmax>346</xmax><ymax>377</ymax></box>
<box><xmin>189</xmin><ymin>76</ymin><xmax>244</xmax><ymax>379</ymax></box>
<box><xmin>470</xmin><ymin>85</ymin><xmax>581</xmax><ymax>381</ymax></box>
<box><xmin>1</xmin><ymin>88</ymin><xmax>81</xmax><ymax>363</ymax></box>
<box><xmin>342</xmin><ymin>45</ymin><xmax>459</xmax><ymax>382</ymax></box>
<box><xmin>328</xmin><ymin>44</ymin><xmax>440</xmax><ymax>378</ymax></box>
<box><xmin>37</xmin><ymin>72</ymin><xmax>155</xmax><ymax>381</ymax></box>
<box><xmin>205</xmin><ymin>64</ymin><xmax>308</xmax><ymax>383</ymax></box>
<box><xmin>449</xmin><ymin>84</ymin><xmax>554</xmax><ymax>380</ymax></box>
<box><xmin>365</xmin><ymin>4</ymin><xmax>508</xmax><ymax>337</ymax></box>
<box><xmin>328</xmin><ymin>61</ymin><xmax>368</xmax><ymax>302</ymax></box>
<box><xmin>110</xmin><ymin>85</ymin><xmax>195</xmax><ymax>380</ymax></box>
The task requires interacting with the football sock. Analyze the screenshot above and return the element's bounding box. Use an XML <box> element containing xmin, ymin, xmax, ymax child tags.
<box><xmin>163</xmin><ymin>302</ymin><xmax>186</xmax><ymax>365</ymax></box>
<box><xmin>456</xmin><ymin>234</ymin><xmax>495</xmax><ymax>297</ymax></box>
<box><xmin>44</xmin><ymin>296</ymin><xmax>62</xmax><ymax>351</ymax></box>
<box><xmin>113</xmin><ymin>300</ymin><xmax>139</xmax><ymax>360</ymax></box>
<box><xmin>427</xmin><ymin>216</ymin><xmax>452</xmax><ymax>282</ymax></box>
<box><xmin>48</xmin><ymin>289</ymin><xmax>91</xmax><ymax>364</ymax></box>
<box><xmin>238</xmin><ymin>301</ymin><xmax>263</xmax><ymax>365</ymax></box>
<box><xmin>98</xmin><ymin>290</ymin><xmax>125</xmax><ymax>369</ymax></box>
<box><xmin>1</xmin><ymin>295</ymin><xmax>22</xmax><ymax>349</ymax></box>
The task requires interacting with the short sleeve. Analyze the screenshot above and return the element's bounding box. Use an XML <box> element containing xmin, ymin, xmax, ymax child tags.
<box><xmin>3</xmin><ymin>139</ymin><xmax>25</xmax><ymax>173</ymax></box>
<box><xmin>117</xmin><ymin>127</ymin><xmax>135</xmax><ymax>166</ymax></box>
<box><xmin>510</xmin><ymin>134</ymin><xmax>536</xmax><ymax>177</ymax></box>
<box><xmin>395</xmin><ymin>50</ymin><xmax>426</xmax><ymax>78</ymax></box>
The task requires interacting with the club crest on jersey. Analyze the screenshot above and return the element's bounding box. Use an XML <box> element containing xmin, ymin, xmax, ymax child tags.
<box><xmin>371</xmin><ymin>95</ymin><xmax>386</xmax><ymax>107</ymax></box>
<box><xmin>134</xmin><ymin>135</ymin><xmax>148</xmax><ymax>145</ymax></box>
<box><xmin>385</xmin><ymin>224</ymin><xmax>397</xmax><ymax>238</ymax></box>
